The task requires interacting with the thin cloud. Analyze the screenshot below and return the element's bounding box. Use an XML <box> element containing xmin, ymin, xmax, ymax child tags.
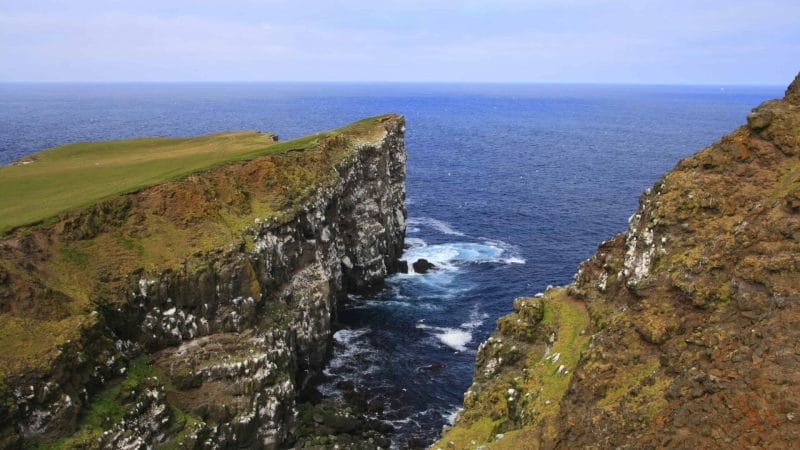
<box><xmin>0</xmin><ymin>1</ymin><xmax>797</xmax><ymax>83</ymax></box>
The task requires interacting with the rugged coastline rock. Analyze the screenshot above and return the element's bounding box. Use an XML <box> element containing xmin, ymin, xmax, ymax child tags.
<box><xmin>412</xmin><ymin>258</ymin><xmax>436</xmax><ymax>274</ymax></box>
<box><xmin>0</xmin><ymin>115</ymin><xmax>406</xmax><ymax>448</ymax></box>
<box><xmin>435</xmin><ymin>74</ymin><xmax>800</xmax><ymax>448</ymax></box>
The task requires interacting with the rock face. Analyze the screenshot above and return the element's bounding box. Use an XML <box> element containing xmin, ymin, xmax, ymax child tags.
<box><xmin>0</xmin><ymin>115</ymin><xmax>406</xmax><ymax>448</ymax></box>
<box><xmin>412</xmin><ymin>258</ymin><xmax>436</xmax><ymax>274</ymax></box>
<box><xmin>435</xmin><ymin>74</ymin><xmax>800</xmax><ymax>449</ymax></box>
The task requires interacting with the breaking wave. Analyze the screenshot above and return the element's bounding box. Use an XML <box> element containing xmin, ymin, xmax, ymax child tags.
<box><xmin>416</xmin><ymin>323</ymin><xmax>472</xmax><ymax>352</ymax></box>
<box><xmin>401</xmin><ymin>239</ymin><xmax>525</xmax><ymax>272</ymax></box>
<box><xmin>407</xmin><ymin>217</ymin><xmax>466</xmax><ymax>236</ymax></box>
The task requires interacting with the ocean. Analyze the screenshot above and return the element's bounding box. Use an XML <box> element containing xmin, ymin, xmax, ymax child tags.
<box><xmin>0</xmin><ymin>82</ymin><xmax>781</xmax><ymax>446</ymax></box>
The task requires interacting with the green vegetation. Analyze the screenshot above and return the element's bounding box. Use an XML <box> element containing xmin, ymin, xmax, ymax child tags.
<box><xmin>34</xmin><ymin>356</ymin><xmax>201</xmax><ymax>450</ymax></box>
<box><xmin>0</xmin><ymin>315</ymin><xmax>88</xmax><ymax>381</ymax></box>
<box><xmin>434</xmin><ymin>289</ymin><xmax>590</xmax><ymax>449</ymax></box>
<box><xmin>0</xmin><ymin>114</ymin><xmax>397</xmax><ymax>397</ymax></box>
<box><xmin>0</xmin><ymin>114</ymin><xmax>392</xmax><ymax>236</ymax></box>
<box><xmin>0</xmin><ymin>131</ymin><xmax>273</xmax><ymax>235</ymax></box>
<box><xmin>35</xmin><ymin>356</ymin><xmax>159</xmax><ymax>449</ymax></box>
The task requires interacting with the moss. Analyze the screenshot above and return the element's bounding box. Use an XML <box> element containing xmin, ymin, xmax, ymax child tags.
<box><xmin>115</xmin><ymin>233</ymin><xmax>144</xmax><ymax>258</ymax></box>
<box><xmin>59</xmin><ymin>245</ymin><xmax>89</xmax><ymax>269</ymax></box>
<box><xmin>435</xmin><ymin>289</ymin><xmax>590</xmax><ymax>449</ymax></box>
<box><xmin>263</xmin><ymin>301</ymin><xmax>292</xmax><ymax>328</ymax></box>
<box><xmin>33</xmin><ymin>356</ymin><xmax>157</xmax><ymax>449</ymax></box>
<box><xmin>0</xmin><ymin>378</ymin><xmax>13</xmax><ymax>418</ymax></box>
<box><xmin>156</xmin><ymin>407</ymin><xmax>202</xmax><ymax>450</ymax></box>
<box><xmin>35</xmin><ymin>356</ymin><xmax>202</xmax><ymax>450</ymax></box>
<box><xmin>596</xmin><ymin>359</ymin><xmax>659</xmax><ymax>408</ymax></box>
<box><xmin>515</xmin><ymin>292</ymin><xmax>589</xmax><ymax>422</ymax></box>
<box><xmin>435</xmin><ymin>417</ymin><xmax>500</xmax><ymax>449</ymax></box>
<box><xmin>635</xmin><ymin>375</ymin><xmax>671</xmax><ymax>421</ymax></box>
<box><xmin>0</xmin><ymin>115</ymin><xmax>400</xmax><ymax>383</ymax></box>
<box><xmin>0</xmin><ymin>315</ymin><xmax>88</xmax><ymax>378</ymax></box>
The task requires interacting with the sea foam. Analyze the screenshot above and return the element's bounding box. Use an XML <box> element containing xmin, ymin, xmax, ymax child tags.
<box><xmin>407</xmin><ymin>217</ymin><xmax>466</xmax><ymax>236</ymax></box>
<box><xmin>402</xmin><ymin>241</ymin><xmax>518</xmax><ymax>270</ymax></box>
<box><xmin>416</xmin><ymin>323</ymin><xmax>473</xmax><ymax>352</ymax></box>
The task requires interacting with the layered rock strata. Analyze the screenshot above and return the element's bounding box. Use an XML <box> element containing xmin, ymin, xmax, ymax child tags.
<box><xmin>0</xmin><ymin>115</ymin><xmax>406</xmax><ymax>448</ymax></box>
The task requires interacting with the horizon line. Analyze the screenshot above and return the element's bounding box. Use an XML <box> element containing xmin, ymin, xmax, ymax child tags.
<box><xmin>0</xmin><ymin>80</ymin><xmax>786</xmax><ymax>88</ymax></box>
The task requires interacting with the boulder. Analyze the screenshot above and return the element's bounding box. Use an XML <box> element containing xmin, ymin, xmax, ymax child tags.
<box><xmin>417</xmin><ymin>362</ymin><xmax>445</xmax><ymax>373</ymax></box>
<box><xmin>397</xmin><ymin>260</ymin><xmax>409</xmax><ymax>274</ymax></box>
<box><xmin>412</xmin><ymin>258</ymin><xmax>436</xmax><ymax>274</ymax></box>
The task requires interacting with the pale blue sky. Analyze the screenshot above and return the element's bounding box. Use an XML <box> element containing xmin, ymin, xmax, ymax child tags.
<box><xmin>1</xmin><ymin>0</ymin><xmax>797</xmax><ymax>84</ymax></box>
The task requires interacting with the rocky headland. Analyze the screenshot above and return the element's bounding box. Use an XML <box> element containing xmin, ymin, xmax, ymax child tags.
<box><xmin>3</xmin><ymin>74</ymin><xmax>800</xmax><ymax>450</ymax></box>
<box><xmin>0</xmin><ymin>114</ymin><xmax>406</xmax><ymax>448</ymax></box>
<box><xmin>435</xmin><ymin>74</ymin><xmax>800</xmax><ymax>448</ymax></box>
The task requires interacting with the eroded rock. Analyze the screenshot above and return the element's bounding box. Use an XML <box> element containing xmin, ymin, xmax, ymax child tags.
<box><xmin>412</xmin><ymin>258</ymin><xmax>436</xmax><ymax>274</ymax></box>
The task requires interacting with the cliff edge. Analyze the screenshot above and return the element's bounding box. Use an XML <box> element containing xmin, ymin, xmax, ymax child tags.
<box><xmin>436</xmin><ymin>75</ymin><xmax>800</xmax><ymax>449</ymax></box>
<box><xmin>0</xmin><ymin>114</ymin><xmax>406</xmax><ymax>448</ymax></box>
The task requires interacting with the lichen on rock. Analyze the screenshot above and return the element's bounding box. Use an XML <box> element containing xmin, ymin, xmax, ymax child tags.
<box><xmin>0</xmin><ymin>114</ymin><xmax>407</xmax><ymax>448</ymax></box>
<box><xmin>436</xmin><ymin>73</ymin><xmax>800</xmax><ymax>449</ymax></box>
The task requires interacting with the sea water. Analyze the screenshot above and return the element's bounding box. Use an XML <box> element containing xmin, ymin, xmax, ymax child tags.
<box><xmin>0</xmin><ymin>82</ymin><xmax>781</xmax><ymax>445</ymax></box>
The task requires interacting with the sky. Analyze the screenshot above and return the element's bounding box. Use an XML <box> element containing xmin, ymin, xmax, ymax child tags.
<box><xmin>0</xmin><ymin>0</ymin><xmax>798</xmax><ymax>84</ymax></box>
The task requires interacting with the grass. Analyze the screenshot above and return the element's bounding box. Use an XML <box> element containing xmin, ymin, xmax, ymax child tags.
<box><xmin>0</xmin><ymin>114</ymin><xmax>398</xmax><ymax>395</ymax></box>
<box><xmin>34</xmin><ymin>356</ymin><xmax>202</xmax><ymax>450</ymax></box>
<box><xmin>434</xmin><ymin>289</ymin><xmax>590</xmax><ymax>449</ymax></box>
<box><xmin>529</xmin><ymin>292</ymin><xmax>590</xmax><ymax>420</ymax></box>
<box><xmin>0</xmin><ymin>131</ymin><xmax>273</xmax><ymax>235</ymax></box>
<box><xmin>34</xmin><ymin>356</ymin><xmax>159</xmax><ymax>449</ymax></box>
<box><xmin>0</xmin><ymin>114</ymin><xmax>393</xmax><ymax>236</ymax></box>
<box><xmin>0</xmin><ymin>315</ymin><xmax>89</xmax><ymax>381</ymax></box>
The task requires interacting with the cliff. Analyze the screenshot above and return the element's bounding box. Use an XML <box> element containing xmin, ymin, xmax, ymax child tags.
<box><xmin>436</xmin><ymin>74</ymin><xmax>800</xmax><ymax>449</ymax></box>
<box><xmin>0</xmin><ymin>114</ymin><xmax>407</xmax><ymax>448</ymax></box>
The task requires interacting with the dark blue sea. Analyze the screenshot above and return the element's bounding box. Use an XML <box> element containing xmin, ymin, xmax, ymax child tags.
<box><xmin>0</xmin><ymin>83</ymin><xmax>781</xmax><ymax>446</ymax></box>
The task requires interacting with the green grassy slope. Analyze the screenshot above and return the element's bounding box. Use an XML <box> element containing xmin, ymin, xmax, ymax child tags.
<box><xmin>0</xmin><ymin>114</ymin><xmax>396</xmax><ymax>380</ymax></box>
<box><xmin>0</xmin><ymin>129</ymin><xmax>343</xmax><ymax>235</ymax></box>
<box><xmin>0</xmin><ymin>114</ymin><xmax>392</xmax><ymax>236</ymax></box>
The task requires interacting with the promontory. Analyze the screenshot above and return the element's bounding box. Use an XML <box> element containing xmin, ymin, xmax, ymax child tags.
<box><xmin>0</xmin><ymin>114</ymin><xmax>406</xmax><ymax>448</ymax></box>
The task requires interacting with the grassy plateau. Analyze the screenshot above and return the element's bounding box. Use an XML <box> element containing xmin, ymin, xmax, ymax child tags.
<box><xmin>0</xmin><ymin>114</ymin><xmax>396</xmax><ymax>381</ymax></box>
<box><xmin>0</xmin><ymin>115</ymin><xmax>389</xmax><ymax>236</ymax></box>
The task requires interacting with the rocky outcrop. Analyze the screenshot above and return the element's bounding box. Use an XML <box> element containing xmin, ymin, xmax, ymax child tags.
<box><xmin>436</xmin><ymin>74</ymin><xmax>800</xmax><ymax>449</ymax></box>
<box><xmin>412</xmin><ymin>258</ymin><xmax>436</xmax><ymax>274</ymax></box>
<box><xmin>0</xmin><ymin>115</ymin><xmax>406</xmax><ymax>448</ymax></box>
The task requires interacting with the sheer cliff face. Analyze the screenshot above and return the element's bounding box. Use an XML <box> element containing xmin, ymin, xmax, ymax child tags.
<box><xmin>0</xmin><ymin>115</ymin><xmax>406</xmax><ymax>448</ymax></box>
<box><xmin>436</xmin><ymin>76</ymin><xmax>800</xmax><ymax>449</ymax></box>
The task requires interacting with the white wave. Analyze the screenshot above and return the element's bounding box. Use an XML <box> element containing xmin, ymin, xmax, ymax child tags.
<box><xmin>333</xmin><ymin>327</ymin><xmax>370</xmax><ymax>345</ymax></box>
<box><xmin>438</xmin><ymin>329</ymin><xmax>472</xmax><ymax>352</ymax></box>
<box><xmin>404</xmin><ymin>237</ymin><xmax>427</xmax><ymax>248</ymax></box>
<box><xmin>364</xmin><ymin>299</ymin><xmax>413</xmax><ymax>308</ymax></box>
<box><xmin>460</xmin><ymin>307</ymin><xmax>489</xmax><ymax>330</ymax></box>
<box><xmin>406</xmin><ymin>226</ymin><xmax>421</xmax><ymax>234</ymax></box>
<box><xmin>402</xmin><ymin>242</ymin><xmax>511</xmax><ymax>271</ymax></box>
<box><xmin>392</xmin><ymin>270</ymin><xmax>464</xmax><ymax>295</ymax></box>
<box><xmin>407</xmin><ymin>217</ymin><xmax>466</xmax><ymax>236</ymax></box>
<box><xmin>417</xmin><ymin>323</ymin><xmax>472</xmax><ymax>352</ymax></box>
<box><xmin>417</xmin><ymin>306</ymin><xmax>486</xmax><ymax>352</ymax></box>
<box><xmin>326</xmin><ymin>328</ymin><xmax>379</xmax><ymax>374</ymax></box>
<box><xmin>444</xmin><ymin>406</ymin><xmax>463</xmax><ymax>424</ymax></box>
<box><xmin>480</xmin><ymin>238</ymin><xmax>527</xmax><ymax>264</ymax></box>
<box><xmin>384</xmin><ymin>416</ymin><xmax>422</xmax><ymax>428</ymax></box>
<box><xmin>363</xmin><ymin>299</ymin><xmax>440</xmax><ymax>310</ymax></box>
